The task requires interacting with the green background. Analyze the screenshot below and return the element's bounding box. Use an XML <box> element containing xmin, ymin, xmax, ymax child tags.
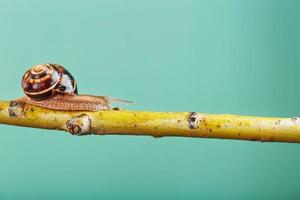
<box><xmin>0</xmin><ymin>0</ymin><xmax>300</xmax><ymax>199</ymax></box>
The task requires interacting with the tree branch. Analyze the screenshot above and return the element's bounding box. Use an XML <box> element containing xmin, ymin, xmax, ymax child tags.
<box><xmin>0</xmin><ymin>100</ymin><xmax>300</xmax><ymax>143</ymax></box>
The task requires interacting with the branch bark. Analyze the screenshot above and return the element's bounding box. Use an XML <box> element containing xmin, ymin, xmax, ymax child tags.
<box><xmin>0</xmin><ymin>100</ymin><xmax>300</xmax><ymax>143</ymax></box>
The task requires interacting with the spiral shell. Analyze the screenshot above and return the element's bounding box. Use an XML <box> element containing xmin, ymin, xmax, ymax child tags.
<box><xmin>21</xmin><ymin>64</ymin><xmax>77</xmax><ymax>101</ymax></box>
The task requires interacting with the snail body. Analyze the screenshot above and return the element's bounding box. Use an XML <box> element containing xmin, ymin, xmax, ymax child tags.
<box><xmin>17</xmin><ymin>64</ymin><xmax>130</xmax><ymax>111</ymax></box>
<box><xmin>17</xmin><ymin>94</ymin><xmax>110</xmax><ymax>111</ymax></box>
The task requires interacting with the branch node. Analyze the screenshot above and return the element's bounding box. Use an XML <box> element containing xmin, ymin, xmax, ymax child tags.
<box><xmin>188</xmin><ymin>112</ymin><xmax>201</xmax><ymax>129</ymax></box>
<box><xmin>8</xmin><ymin>101</ymin><xmax>24</xmax><ymax>118</ymax></box>
<box><xmin>292</xmin><ymin>117</ymin><xmax>300</xmax><ymax>125</ymax></box>
<box><xmin>66</xmin><ymin>114</ymin><xmax>91</xmax><ymax>136</ymax></box>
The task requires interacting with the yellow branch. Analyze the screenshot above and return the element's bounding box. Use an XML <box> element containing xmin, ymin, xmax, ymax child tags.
<box><xmin>0</xmin><ymin>100</ymin><xmax>300</xmax><ymax>143</ymax></box>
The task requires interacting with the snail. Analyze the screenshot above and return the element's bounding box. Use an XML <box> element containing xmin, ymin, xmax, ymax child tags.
<box><xmin>16</xmin><ymin>63</ymin><xmax>132</xmax><ymax>111</ymax></box>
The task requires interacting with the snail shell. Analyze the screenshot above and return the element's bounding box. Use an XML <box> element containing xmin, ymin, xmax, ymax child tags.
<box><xmin>21</xmin><ymin>63</ymin><xmax>77</xmax><ymax>100</ymax></box>
<box><xmin>17</xmin><ymin>64</ymin><xmax>131</xmax><ymax>111</ymax></box>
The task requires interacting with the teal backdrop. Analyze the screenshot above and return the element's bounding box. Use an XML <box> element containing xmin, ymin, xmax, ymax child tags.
<box><xmin>0</xmin><ymin>0</ymin><xmax>299</xmax><ymax>199</ymax></box>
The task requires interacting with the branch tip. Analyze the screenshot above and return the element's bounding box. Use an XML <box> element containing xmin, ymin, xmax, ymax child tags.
<box><xmin>8</xmin><ymin>101</ymin><xmax>24</xmax><ymax>118</ymax></box>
